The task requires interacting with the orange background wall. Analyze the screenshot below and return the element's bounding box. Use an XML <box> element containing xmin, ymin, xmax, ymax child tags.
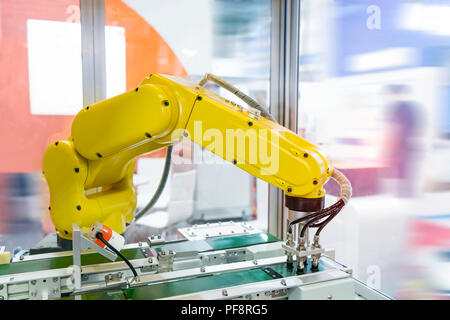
<box><xmin>0</xmin><ymin>0</ymin><xmax>187</xmax><ymax>173</ymax></box>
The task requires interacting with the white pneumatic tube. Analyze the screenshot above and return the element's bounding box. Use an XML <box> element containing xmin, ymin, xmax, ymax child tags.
<box><xmin>332</xmin><ymin>168</ymin><xmax>352</xmax><ymax>204</ymax></box>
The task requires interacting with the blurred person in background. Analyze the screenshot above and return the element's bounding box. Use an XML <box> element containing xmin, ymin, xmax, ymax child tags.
<box><xmin>383</xmin><ymin>84</ymin><xmax>425</xmax><ymax>198</ymax></box>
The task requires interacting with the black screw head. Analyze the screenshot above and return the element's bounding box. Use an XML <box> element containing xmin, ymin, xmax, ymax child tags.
<box><xmin>287</xmin><ymin>187</ymin><xmax>292</xmax><ymax>193</ymax></box>
<box><xmin>232</xmin><ymin>159</ymin><xmax>237</xmax><ymax>165</ymax></box>
<box><xmin>135</xmin><ymin>87</ymin><xmax>139</xmax><ymax>92</ymax></box>
<box><xmin>76</xmin><ymin>205</ymin><xmax>81</xmax><ymax>211</ymax></box>
<box><xmin>85</xmin><ymin>106</ymin><xmax>90</xmax><ymax>110</ymax></box>
<box><xmin>48</xmin><ymin>206</ymin><xmax>51</xmax><ymax>210</ymax></box>
<box><xmin>197</xmin><ymin>96</ymin><xmax>202</xmax><ymax>101</ymax></box>
<box><xmin>303</xmin><ymin>153</ymin><xmax>308</xmax><ymax>158</ymax></box>
<box><xmin>248</xmin><ymin>121</ymin><xmax>253</xmax><ymax>126</ymax></box>
<box><xmin>145</xmin><ymin>132</ymin><xmax>152</xmax><ymax>138</ymax></box>
<box><xmin>313</xmin><ymin>180</ymin><xmax>318</xmax><ymax>185</ymax></box>
<box><xmin>96</xmin><ymin>153</ymin><xmax>102</xmax><ymax>158</ymax></box>
<box><xmin>183</xmin><ymin>131</ymin><xmax>189</xmax><ymax>137</ymax></box>
<box><xmin>74</xmin><ymin>168</ymin><xmax>79</xmax><ymax>173</ymax></box>
<box><xmin>55</xmin><ymin>141</ymin><xmax>59</xmax><ymax>146</ymax></box>
<box><xmin>162</xmin><ymin>100</ymin><xmax>169</xmax><ymax>106</ymax></box>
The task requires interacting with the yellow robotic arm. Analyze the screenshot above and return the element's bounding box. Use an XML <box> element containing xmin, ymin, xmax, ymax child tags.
<box><xmin>43</xmin><ymin>74</ymin><xmax>341</xmax><ymax>240</ymax></box>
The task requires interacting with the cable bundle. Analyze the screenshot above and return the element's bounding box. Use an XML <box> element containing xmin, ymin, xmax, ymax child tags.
<box><xmin>288</xmin><ymin>169</ymin><xmax>352</xmax><ymax>238</ymax></box>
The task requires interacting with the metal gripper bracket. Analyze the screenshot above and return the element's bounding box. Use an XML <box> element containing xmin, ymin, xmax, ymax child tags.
<box><xmin>71</xmin><ymin>223</ymin><xmax>118</xmax><ymax>291</ymax></box>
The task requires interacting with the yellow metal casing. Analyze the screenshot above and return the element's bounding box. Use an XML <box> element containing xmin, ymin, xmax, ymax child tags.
<box><xmin>44</xmin><ymin>75</ymin><xmax>198</xmax><ymax>239</ymax></box>
<box><xmin>184</xmin><ymin>84</ymin><xmax>332</xmax><ymax>198</ymax></box>
<box><xmin>43</xmin><ymin>74</ymin><xmax>332</xmax><ymax>239</ymax></box>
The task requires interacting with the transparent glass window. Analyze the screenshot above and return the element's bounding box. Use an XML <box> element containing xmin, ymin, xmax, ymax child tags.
<box><xmin>0</xmin><ymin>0</ymin><xmax>81</xmax><ymax>252</ymax></box>
<box><xmin>298</xmin><ymin>0</ymin><xmax>450</xmax><ymax>298</ymax></box>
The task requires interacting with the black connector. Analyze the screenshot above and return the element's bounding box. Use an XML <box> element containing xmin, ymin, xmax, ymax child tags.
<box><xmin>95</xmin><ymin>232</ymin><xmax>138</xmax><ymax>279</ymax></box>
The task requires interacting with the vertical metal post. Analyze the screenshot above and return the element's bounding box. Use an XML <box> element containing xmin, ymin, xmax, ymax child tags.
<box><xmin>268</xmin><ymin>0</ymin><xmax>301</xmax><ymax>239</ymax></box>
<box><xmin>80</xmin><ymin>0</ymin><xmax>106</xmax><ymax>106</ymax></box>
<box><xmin>72</xmin><ymin>224</ymin><xmax>82</xmax><ymax>300</ymax></box>
<box><xmin>268</xmin><ymin>0</ymin><xmax>284</xmax><ymax>239</ymax></box>
<box><xmin>284</xmin><ymin>0</ymin><xmax>301</xmax><ymax>132</ymax></box>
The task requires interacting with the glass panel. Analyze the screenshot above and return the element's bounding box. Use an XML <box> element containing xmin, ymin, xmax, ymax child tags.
<box><xmin>105</xmin><ymin>0</ymin><xmax>271</xmax><ymax>242</ymax></box>
<box><xmin>0</xmin><ymin>0</ymin><xmax>82</xmax><ymax>252</ymax></box>
<box><xmin>298</xmin><ymin>0</ymin><xmax>450</xmax><ymax>298</ymax></box>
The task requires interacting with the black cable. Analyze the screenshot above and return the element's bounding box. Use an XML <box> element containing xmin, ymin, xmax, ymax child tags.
<box><xmin>309</xmin><ymin>200</ymin><xmax>345</xmax><ymax>229</ymax></box>
<box><xmin>133</xmin><ymin>145</ymin><xmax>173</xmax><ymax>222</ymax></box>
<box><xmin>299</xmin><ymin>201</ymin><xmax>344</xmax><ymax>237</ymax></box>
<box><xmin>299</xmin><ymin>209</ymin><xmax>335</xmax><ymax>237</ymax></box>
<box><xmin>287</xmin><ymin>199</ymin><xmax>343</xmax><ymax>233</ymax></box>
<box><xmin>308</xmin><ymin>206</ymin><xmax>342</xmax><ymax>228</ymax></box>
<box><xmin>314</xmin><ymin>211</ymin><xmax>339</xmax><ymax>236</ymax></box>
<box><xmin>95</xmin><ymin>232</ymin><xmax>138</xmax><ymax>279</ymax></box>
<box><xmin>314</xmin><ymin>201</ymin><xmax>345</xmax><ymax>235</ymax></box>
<box><xmin>287</xmin><ymin>211</ymin><xmax>322</xmax><ymax>234</ymax></box>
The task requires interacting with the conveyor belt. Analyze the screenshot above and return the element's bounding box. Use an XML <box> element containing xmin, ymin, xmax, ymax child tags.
<box><xmin>0</xmin><ymin>233</ymin><xmax>279</xmax><ymax>277</ymax></box>
<box><xmin>0</xmin><ymin>248</ymin><xmax>145</xmax><ymax>276</ymax></box>
<box><xmin>70</xmin><ymin>259</ymin><xmax>324</xmax><ymax>300</ymax></box>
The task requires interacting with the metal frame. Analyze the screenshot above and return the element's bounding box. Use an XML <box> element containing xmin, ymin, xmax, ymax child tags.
<box><xmin>353</xmin><ymin>279</ymin><xmax>394</xmax><ymax>300</ymax></box>
<box><xmin>80</xmin><ymin>0</ymin><xmax>106</xmax><ymax>106</ymax></box>
<box><xmin>76</xmin><ymin>0</ymin><xmax>301</xmax><ymax>239</ymax></box>
<box><xmin>162</xmin><ymin>269</ymin><xmax>351</xmax><ymax>300</ymax></box>
<box><xmin>268</xmin><ymin>0</ymin><xmax>302</xmax><ymax>239</ymax></box>
<box><xmin>1</xmin><ymin>222</ymin><xmax>390</xmax><ymax>300</ymax></box>
<box><xmin>10</xmin><ymin>242</ymin><xmax>147</xmax><ymax>263</ymax></box>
